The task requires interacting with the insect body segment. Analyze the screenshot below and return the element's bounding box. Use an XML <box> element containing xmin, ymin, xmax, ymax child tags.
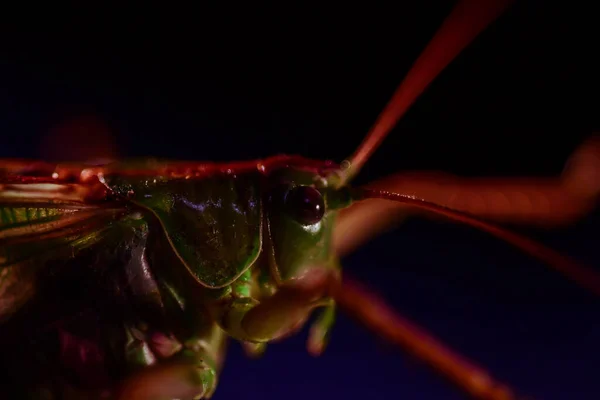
<box><xmin>0</xmin><ymin>158</ymin><xmax>355</xmax><ymax>398</ymax></box>
<box><xmin>107</xmin><ymin>163</ymin><xmax>352</xmax><ymax>399</ymax></box>
<box><xmin>2</xmin><ymin>0</ymin><xmax>597</xmax><ymax>398</ymax></box>
<box><xmin>2</xmin><ymin>148</ymin><xmax>595</xmax><ymax>400</ymax></box>
<box><xmin>108</xmin><ymin>173</ymin><xmax>264</xmax><ymax>289</ymax></box>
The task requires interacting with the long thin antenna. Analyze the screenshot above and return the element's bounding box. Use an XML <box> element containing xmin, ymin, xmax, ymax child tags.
<box><xmin>356</xmin><ymin>188</ymin><xmax>600</xmax><ymax>297</ymax></box>
<box><xmin>339</xmin><ymin>0</ymin><xmax>516</xmax><ymax>185</ymax></box>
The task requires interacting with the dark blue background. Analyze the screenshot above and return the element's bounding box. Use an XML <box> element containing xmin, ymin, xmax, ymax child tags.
<box><xmin>0</xmin><ymin>2</ymin><xmax>596</xmax><ymax>399</ymax></box>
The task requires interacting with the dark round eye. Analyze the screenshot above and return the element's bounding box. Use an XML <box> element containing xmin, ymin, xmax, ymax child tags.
<box><xmin>284</xmin><ymin>185</ymin><xmax>325</xmax><ymax>225</ymax></box>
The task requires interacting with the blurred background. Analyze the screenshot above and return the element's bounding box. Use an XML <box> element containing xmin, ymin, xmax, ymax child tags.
<box><xmin>0</xmin><ymin>1</ymin><xmax>597</xmax><ymax>399</ymax></box>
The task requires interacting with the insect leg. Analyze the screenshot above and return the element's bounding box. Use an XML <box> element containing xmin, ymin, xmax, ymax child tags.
<box><xmin>241</xmin><ymin>341</ymin><xmax>267</xmax><ymax>358</ymax></box>
<box><xmin>335</xmin><ymin>135</ymin><xmax>600</xmax><ymax>257</ymax></box>
<box><xmin>306</xmin><ymin>302</ymin><xmax>335</xmax><ymax>356</ymax></box>
<box><xmin>208</xmin><ymin>265</ymin><xmax>336</xmax><ymax>343</ymax></box>
<box><xmin>116</xmin><ymin>322</ymin><xmax>226</xmax><ymax>400</ymax></box>
<box><xmin>335</xmin><ymin>276</ymin><xmax>522</xmax><ymax>400</ymax></box>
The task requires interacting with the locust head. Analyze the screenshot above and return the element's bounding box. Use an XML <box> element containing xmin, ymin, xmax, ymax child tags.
<box><xmin>263</xmin><ymin>162</ymin><xmax>353</xmax><ymax>288</ymax></box>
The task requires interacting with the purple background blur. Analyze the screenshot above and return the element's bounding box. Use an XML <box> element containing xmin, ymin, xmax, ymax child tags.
<box><xmin>0</xmin><ymin>2</ymin><xmax>596</xmax><ymax>399</ymax></box>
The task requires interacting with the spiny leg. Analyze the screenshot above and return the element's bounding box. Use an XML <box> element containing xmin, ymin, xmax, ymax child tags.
<box><xmin>334</xmin><ymin>276</ymin><xmax>524</xmax><ymax>400</ymax></box>
<box><xmin>333</xmin><ymin>0</ymin><xmax>595</xmax><ymax>258</ymax></box>
<box><xmin>335</xmin><ymin>135</ymin><xmax>600</xmax><ymax>258</ymax></box>
<box><xmin>331</xmin><ymin>184</ymin><xmax>599</xmax><ymax>396</ymax></box>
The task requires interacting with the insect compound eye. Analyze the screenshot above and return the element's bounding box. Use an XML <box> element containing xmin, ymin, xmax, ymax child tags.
<box><xmin>283</xmin><ymin>185</ymin><xmax>326</xmax><ymax>225</ymax></box>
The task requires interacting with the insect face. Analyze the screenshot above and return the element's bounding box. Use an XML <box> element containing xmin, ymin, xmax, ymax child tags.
<box><xmin>264</xmin><ymin>166</ymin><xmax>352</xmax><ymax>285</ymax></box>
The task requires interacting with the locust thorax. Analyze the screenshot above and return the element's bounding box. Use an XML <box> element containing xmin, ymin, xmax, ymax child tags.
<box><xmin>265</xmin><ymin>167</ymin><xmax>352</xmax><ymax>286</ymax></box>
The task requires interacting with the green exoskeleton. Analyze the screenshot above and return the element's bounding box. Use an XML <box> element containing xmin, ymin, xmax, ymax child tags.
<box><xmin>0</xmin><ymin>157</ymin><xmax>356</xmax><ymax>399</ymax></box>
<box><xmin>105</xmin><ymin>158</ymin><xmax>356</xmax><ymax>398</ymax></box>
<box><xmin>1</xmin><ymin>1</ymin><xmax>599</xmax><ymax>399</ymax></box>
